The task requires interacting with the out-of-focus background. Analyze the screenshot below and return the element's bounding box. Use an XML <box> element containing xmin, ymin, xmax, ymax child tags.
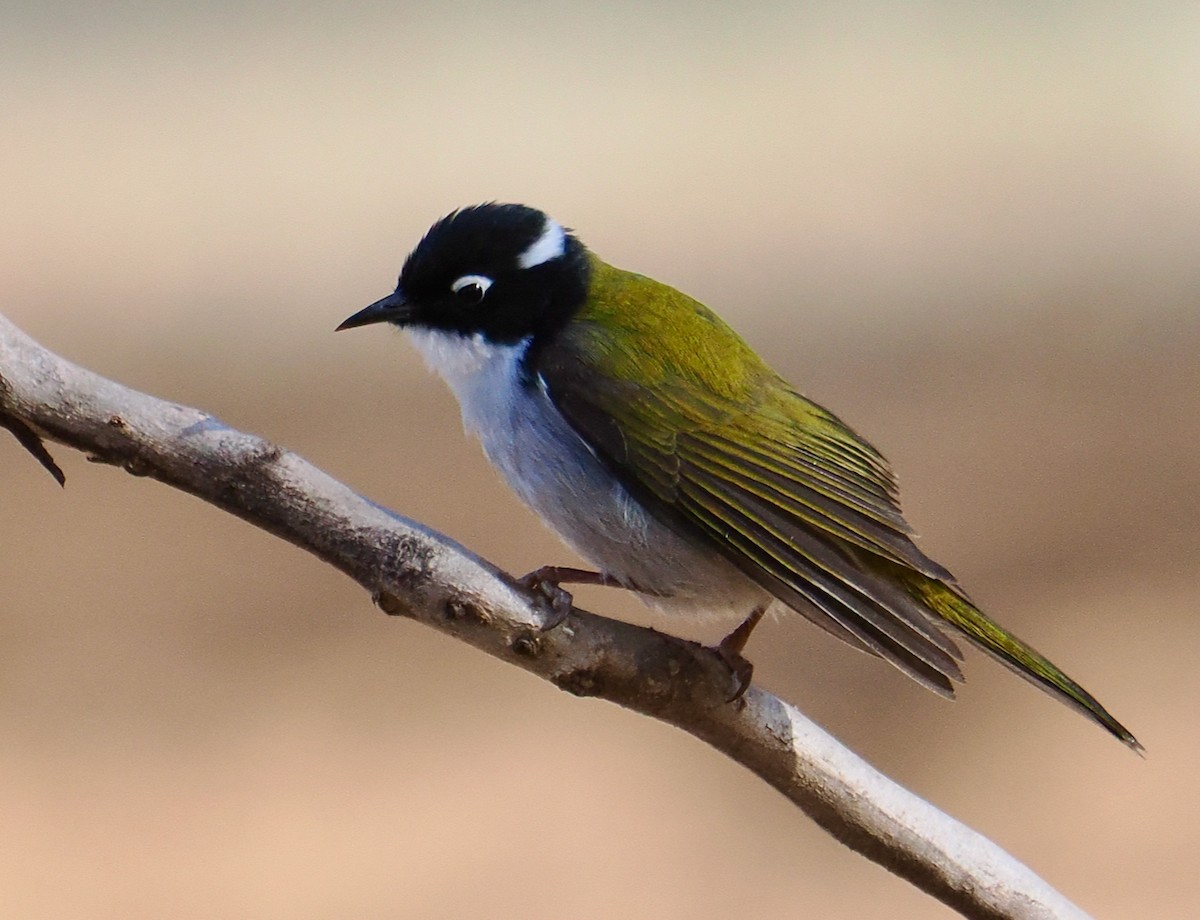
<box><xmin>3</xmin><ymin>3</ymin><xmax>1197</xmax><ymax>917</ymax></box>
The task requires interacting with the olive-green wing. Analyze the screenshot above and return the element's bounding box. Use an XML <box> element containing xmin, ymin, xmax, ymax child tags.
<box><xmin>536</xmin><ymin>312</ymin><xmax>968</xmax><ymax>696</ymax></box>
<box><xmin>536</xmin><ymin>260</ymin><xmax>1142</xmax><ymax>748</ymax></box>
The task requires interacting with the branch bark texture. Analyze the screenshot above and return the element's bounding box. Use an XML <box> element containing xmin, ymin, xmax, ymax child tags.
<box><xmin>0</xmin><ymin>314</ymin><xmax>1090</xmax><ymax>920</ymax></box>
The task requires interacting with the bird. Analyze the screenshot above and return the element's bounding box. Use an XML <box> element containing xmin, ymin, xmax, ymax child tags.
<box><xmin>338</xmin><ymin>202</ymin><xmax>1140</xmax><ymax>751</ymax></box>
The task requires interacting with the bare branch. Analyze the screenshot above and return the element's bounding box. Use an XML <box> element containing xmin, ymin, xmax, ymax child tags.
<box><xmin>0</xmin><ymin>313</ymin><xmax>1090</xmax><ymax>920</ymax></box>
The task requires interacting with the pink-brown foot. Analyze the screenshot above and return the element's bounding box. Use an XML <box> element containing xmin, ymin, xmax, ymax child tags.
<box><xmin>716</xmin><ymin>606</ymin><xmax>767</xmax><ymax>701</ymax></box>
<box><xmin>517</xmin><ymin>566</ymin><xmax>629</xmax><ymax>630</ymax></box>
<box><xmin>516</xmin><ymin>566</ymin><xmax>663</xmax><ymax>629</ymax></box>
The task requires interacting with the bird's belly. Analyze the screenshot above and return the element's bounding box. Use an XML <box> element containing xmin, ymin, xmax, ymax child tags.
<box><xmin>408</xmin><ymin>328</ymin><xmax>765</xmax><ymax>618</ymax></box>
<box><xmin>473</xmin><ymin>382</ymin><xmax>762</xmax><ymax>617</ymax></box>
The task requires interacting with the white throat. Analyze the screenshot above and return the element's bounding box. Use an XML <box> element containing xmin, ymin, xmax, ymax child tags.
<box><xmin>406</xmin><ymin>328</ymin><xmax>533</xmax><ymax>437</ymax></box>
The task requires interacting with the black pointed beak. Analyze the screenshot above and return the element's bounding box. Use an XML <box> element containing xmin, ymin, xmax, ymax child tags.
<box><xmin>336</xmin><ymin>290</ymin><xmax>412</xmax><ymax>331</ymax></box>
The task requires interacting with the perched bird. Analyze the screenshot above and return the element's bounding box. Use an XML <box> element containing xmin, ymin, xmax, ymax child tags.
<box><xmin>339</xmin><ymin>202</ymin><xmax>1140</xmax><ymax>750</ymax></box>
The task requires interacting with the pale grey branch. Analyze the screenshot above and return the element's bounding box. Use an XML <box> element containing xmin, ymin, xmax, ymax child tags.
<box><xmin>0</xmin><ymin>314</ymin><xmax>1089</xmax><ymax>920</ymax></box>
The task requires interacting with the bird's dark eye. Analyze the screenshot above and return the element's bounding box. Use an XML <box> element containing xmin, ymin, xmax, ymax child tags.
<box><xmin>450</xmin><ymin>274</ymin><xmax>493</xmax><ymax>305</ymax></box>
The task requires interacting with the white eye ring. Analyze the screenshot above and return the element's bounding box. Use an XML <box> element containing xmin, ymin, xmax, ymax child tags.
<box><xmin>450</xmin><ymin>274</ymin><xmax>493</xmax><ymax>300</ymax></box>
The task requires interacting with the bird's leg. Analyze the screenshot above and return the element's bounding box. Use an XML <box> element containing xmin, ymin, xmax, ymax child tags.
<box><xmin>716</xmin><ymin>605</ymin><xmax>767</xmax><ymax>701</ymax></box>
<box><xmin>520</xmin><ymin>565</ymin><xmax>629</xmax><ymax>590</ymax></box>
<box><xmin>517</xmin><ymin>566</ymin><xmax>669</xmax><ymax>629</ymax></box>
<box><xmin>516</xmin><ymin>566</ymin><xmax>628</xmax><ymax>630</ymax></box>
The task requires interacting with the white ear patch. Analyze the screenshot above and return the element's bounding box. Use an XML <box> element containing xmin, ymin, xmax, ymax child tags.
<box><xmin>517</xmin><ymin>217</ymin><xmax>566</xmax><ymax>269</ymax></box>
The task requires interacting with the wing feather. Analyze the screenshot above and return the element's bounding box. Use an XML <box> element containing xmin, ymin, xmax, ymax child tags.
<box><xmin>533</xmin><ymin>260</ymin><xmax>976</xmax><ymax>690</ymax></box>
<box><xmin>529</xmin><ymin>258</ymin><xmax>1140</xmax><ymax>747</ymax></box>
<box><xmin>678</xmin><ymin>471</ymin><xmax>959</xmax><ymax>696</ymax></box>
<box><xmin>684</xmin><ymin>431</ymin><xmax>941</xmax><ymax>574</ymax></box>
<box><xmin>682</xmin><ymin>462</ymin><xmax>962</xmax><ymax>670</ymax></box>
<box><xmin>701</xmin><ymin>429</ymin><xmax>903</xmax><ymax>524</ymax></box>
<box><xmin>537</xmin><ymin>323</ymin><xmax>972</xmax><ymax>690</ymax></box>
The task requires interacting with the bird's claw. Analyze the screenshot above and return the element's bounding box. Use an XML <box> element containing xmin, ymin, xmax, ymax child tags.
<box><xmin>716</xmin><ymin>642</ymin><xmax>755</xmax><ymax>702</ymax></box>
<box><xmin>517</xmin><ymin>568</ymin><xmax>574</xmax><ymax>630</ymax></box>
<box><xmin>716</xmin><ymin>604</ymin><xmax>765</xmax><ymax>702</ymax></box>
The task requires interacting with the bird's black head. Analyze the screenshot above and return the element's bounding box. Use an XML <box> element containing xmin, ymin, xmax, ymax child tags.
<box><xmin>338</xmin><ymin>203</ymin><xmax>590</xmax><ymax>345</ymax></box>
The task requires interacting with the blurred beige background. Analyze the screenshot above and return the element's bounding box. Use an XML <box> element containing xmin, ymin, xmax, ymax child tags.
<box><xmin>3</xmin><ymin>2</ymin><xmax>1197</xmax><ymax>917</ymax></box>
